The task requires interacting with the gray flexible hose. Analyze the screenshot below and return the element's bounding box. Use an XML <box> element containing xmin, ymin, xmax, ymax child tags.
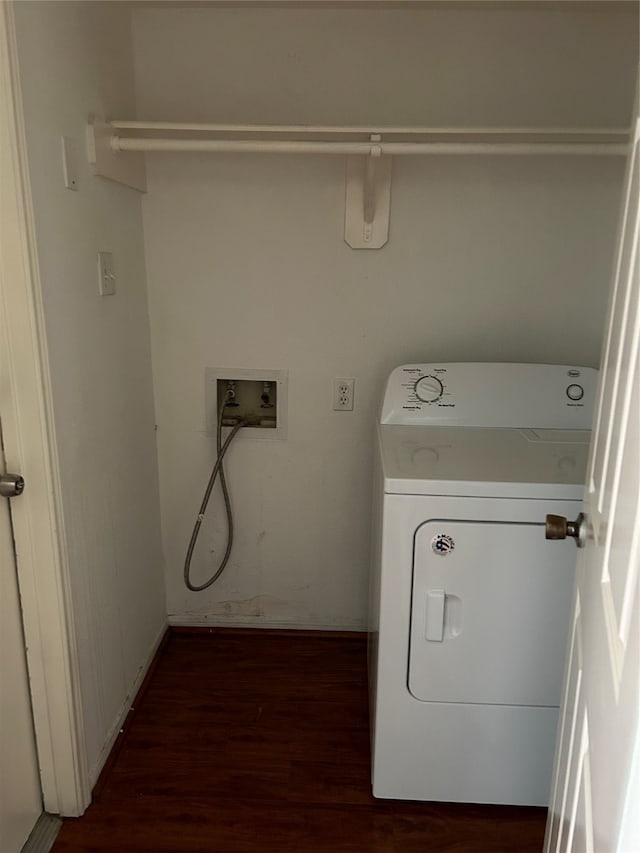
<box><xmin>183</xmin><ymin>398</ymin><xmax>244</xmax><ymax>591</ymax></box>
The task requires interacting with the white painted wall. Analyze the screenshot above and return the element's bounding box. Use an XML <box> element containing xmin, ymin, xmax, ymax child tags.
<box><xmin>132</xmin><ymin>6</ymin><xmax>637</xmax><ymax>128</ymax></box>
<box><xmin>14</xmin><ymin>2</ymin><xmax>166</xmax><ymax>783</ymax></box>
<box><xmin>133</xmin><ymin>5</ymin><xmax>637</xmax><ymax>631</ymax></box>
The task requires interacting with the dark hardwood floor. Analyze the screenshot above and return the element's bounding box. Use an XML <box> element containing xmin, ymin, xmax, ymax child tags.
<box><xmin>53</xmin><ymin>629</ymin><xmax>546</xmax><ymax>852</ymax></box>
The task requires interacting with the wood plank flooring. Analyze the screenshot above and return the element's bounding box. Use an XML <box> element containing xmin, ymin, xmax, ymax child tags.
<box><xmin>53</xmin><ymin>630</ymin><xmax>546</xmax><ymax>852</ymax></box>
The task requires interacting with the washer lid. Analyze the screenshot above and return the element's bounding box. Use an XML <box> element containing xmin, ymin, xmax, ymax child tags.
<box><xmin>378</xmin><ymin>424</ymin><xmax>590</xmax><ymax>498</ymax></box>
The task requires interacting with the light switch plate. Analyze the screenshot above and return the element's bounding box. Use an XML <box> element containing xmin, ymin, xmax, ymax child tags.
<box><xmin>61</xmin><ymin>136</ymin><xmax>79</xmax><ymax>191</ymax></box>
<box><xmin>97</xmin><ymin>252</ymin><xmax>116</xmax><ymax>296</ymax></box>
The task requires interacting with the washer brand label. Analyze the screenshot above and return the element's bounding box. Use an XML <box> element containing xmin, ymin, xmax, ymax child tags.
<box><xmin>431</xmin><ymin>534</ymin><xmax>455</xmax><ymax>555</ymax></box>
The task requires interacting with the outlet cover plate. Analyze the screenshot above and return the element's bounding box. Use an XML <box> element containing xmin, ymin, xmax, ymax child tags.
<box><xmin>333</xmin><ymin>377</ymin><xmax>355</xmax><ymax>411</ymax></box>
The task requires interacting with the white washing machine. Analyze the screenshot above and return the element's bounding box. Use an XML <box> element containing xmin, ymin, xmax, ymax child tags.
<box><xmin>368</xmin><ymin>363</ymin><xmax>597</xmax><ymax>806</ymax></box>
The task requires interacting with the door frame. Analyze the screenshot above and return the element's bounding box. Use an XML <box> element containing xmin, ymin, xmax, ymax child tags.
<box><xmin>0</xmin><ymin>0</ymin><xmax>90</xmax><ymax>816</ymax></box>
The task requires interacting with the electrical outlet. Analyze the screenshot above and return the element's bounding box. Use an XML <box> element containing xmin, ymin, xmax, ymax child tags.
<box><xmin>333</xmin><ymin>378</ymin><xmax>355</xmax><ymax>411</ymax></box>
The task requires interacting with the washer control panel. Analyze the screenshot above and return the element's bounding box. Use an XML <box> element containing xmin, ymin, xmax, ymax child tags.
<box><xmin>380</xmin><ymin>363</ymin><xmax>598</xmax><ymax>429</ymax></box>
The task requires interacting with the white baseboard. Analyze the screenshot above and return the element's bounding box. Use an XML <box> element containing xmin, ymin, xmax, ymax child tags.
<box><xmin>20</xmin><ymin>813</ymin><xmax>62</xmax><ymax>853</ymax></box>
<box><xmin>167</xmin><ymin>614</ymin><xmax>366</xmax><ymax>632</ymax></box>
<box><xmin>88</xmin><ymin>620</ymin><xmax>168</xmax><ymax>786</ymax></box>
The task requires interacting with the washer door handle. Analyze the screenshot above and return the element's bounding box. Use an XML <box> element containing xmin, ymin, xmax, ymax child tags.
<box><xmin>545</xmin><ymin>513</ymin><xmax>585</xmax><ymax>548</ymax></box>
<box><xmin>425</xmin><ymin>589</ymin><xmax>446</xmax><ymax>641</ymax></box>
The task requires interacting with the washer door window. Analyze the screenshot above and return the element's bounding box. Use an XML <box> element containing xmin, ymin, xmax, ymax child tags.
<box><xmin>408</xmin><ymin>519</ymin><xmax>576</xmax><ymax>707</ymax></box>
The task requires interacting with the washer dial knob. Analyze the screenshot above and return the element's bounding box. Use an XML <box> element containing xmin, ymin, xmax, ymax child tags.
<box><xmin>415</xmin><ymin>375</ymin><xmax>444</xmax><ymax>403</ymax></box>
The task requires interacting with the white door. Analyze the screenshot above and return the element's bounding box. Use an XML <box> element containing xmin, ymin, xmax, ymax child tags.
<box><xmin>544</xmin><ymin>96</ymin><xmax>640</xmax><ymax>852</ymax></box>
<box><xmin>0</xmin><ymin>0</ymin><xmax>89</xmax><ymax>819</ymax></box>
<box><xmin>0</xmin><ymin>437</ymin><xmax>42</xmax><ymax>852</ymax></box>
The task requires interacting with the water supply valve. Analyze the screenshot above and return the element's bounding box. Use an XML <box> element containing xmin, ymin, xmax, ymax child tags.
<box><xmin>260</xmin><ymin>381</ymin><xmax>273</xmax><ymax>408</ymax></box>
<box><xmin>225</xmin><ymin>380</ymin><xmax>239</xmax><ymax>407</ymax></box>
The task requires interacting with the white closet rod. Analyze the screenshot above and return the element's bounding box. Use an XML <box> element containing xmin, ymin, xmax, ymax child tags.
<box><xmin>108</xmin><ymin>123</ymin><xmax>629</xmax><ymax>156</ymax></box>
<box><xmin>110</xmin><ymin>121</ymin><xmax>628</xmax><ymax>138</ymax></box>
<box><xmin>113</xmin><ymin>137</ymin><xmax>626</xmax><ymax>156</ymax></box>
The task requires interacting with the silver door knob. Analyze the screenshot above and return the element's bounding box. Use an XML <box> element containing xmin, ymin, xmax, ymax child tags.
<box><xmin>0</xmin><ymin>473</ymin><xmax>25</xmax><ymax>498</ymax></box>
<box><xmin>545</xmin><ymin>512</ymin><xmax>585</xmax><ymax>547</ymax></box>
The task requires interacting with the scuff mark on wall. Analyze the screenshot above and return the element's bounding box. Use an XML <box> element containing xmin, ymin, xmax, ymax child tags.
<box><xmin>185</xmin><ymin>594</ymin><xmax>311</xmax><ymax>621</ymax></box>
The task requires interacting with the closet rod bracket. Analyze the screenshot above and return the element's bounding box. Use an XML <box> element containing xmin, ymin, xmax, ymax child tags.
<box><xmin>345</xmin><ymin>136</ymin><xmax>392</xmax><ymax>249</ymax></box>
<box><xmin>86</xmin><ymin>117</ymin><xmax>147</xmax><ymax>193</ymax></box>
